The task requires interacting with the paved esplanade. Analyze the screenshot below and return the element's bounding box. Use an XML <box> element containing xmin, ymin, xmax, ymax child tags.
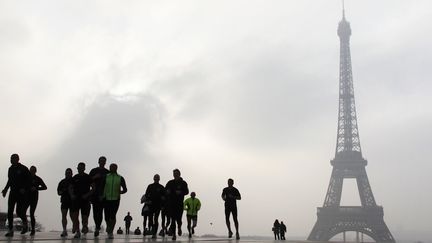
<box><xmin>0</xmin><ymin>232</ymin><xmax>311</xmax><ymax>243</ymax></box>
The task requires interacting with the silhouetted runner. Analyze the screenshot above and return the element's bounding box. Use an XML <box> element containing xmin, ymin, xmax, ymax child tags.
<box><xmin>89</xmin><ymin>156</ymin><xmax>109</xmax><ymax>237</ymax></box>
<box><xmin>29</xmin><ymin>165</ymin><xmax>47</xmax><ymax>236</ymax></box>
<box><xmin>57</xmin><ymin>168</ymin><xmax>73</xmax><ymax>237</ymax></box>
<box><xmin>103</xmin><ymin>163</ymin><xmax>127</xmax><ymax>239</ymax></box>
<box><xmin>124</xmin><ymin>212</ymin><xmax>132</xmax><ymax>234</ymax></box>
<box><xmin>134</xmin><ymin>227</ymin><xmax>141</xmax><ymax>235</ymax></box>
<box><xmin>165</xmin><ymin>169</ymin><xmax>189</xmax><ymax>240</ymax></box>
<box><xmin>117</xmin><ymin>227</ymin><xmax>123</xmax><ymax>234</ymax></box>
<box><xmin>144</xmin><ymin>174</ymin><xmax>166</xmax><ymax>239</ymax></box>
<box><xmin>280</xmin><ymin>221</ymin><xmax>287</xmax><ymax>240</ymax></box>
<box><xmin>2</xmin><ymin>154</ymin><xmax>32</xmax><ymax>237</ymax></box>
<box><xmin>70</xmin><ymin>162</ymin><xmax>93</xmax><ymax>238</ymax></box>
<box><xmin>184</xmin><ymin>192</ymin><xmax>201</xmax><ymax>238</ymax></box>
<box><xmin>273</xmin><ymin>219</ymin><xmax>280</xmax><ymax>240</ymax></box>
<box><xmin>221</xmin><ymin>178</ymin><xmax>241</xmax><ymax>240</ymax></box>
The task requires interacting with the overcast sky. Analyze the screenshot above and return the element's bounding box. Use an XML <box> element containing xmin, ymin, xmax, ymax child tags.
<box><xmin>1</xmin><ymin>1</ymin><xmax>431</xmax><ymax>241</ymax></box>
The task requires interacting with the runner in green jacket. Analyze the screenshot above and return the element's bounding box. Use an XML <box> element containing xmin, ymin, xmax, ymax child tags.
<box><xmin>183</xmin><ymin>192</ymin><xmax>201</xmax><ymax>238</ymax></box>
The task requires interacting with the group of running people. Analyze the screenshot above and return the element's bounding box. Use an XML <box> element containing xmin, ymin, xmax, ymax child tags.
<box><xmin>2</xmin><ymin>153</ymin><xmax>242</xmax><ymax>240</ymax></box>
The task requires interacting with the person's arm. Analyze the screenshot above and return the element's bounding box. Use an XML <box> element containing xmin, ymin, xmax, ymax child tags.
<box><xmin>183</xmin><ymin>199</ymin><xmax>189</xmax><ymax>210</ymax></box>
<box><xmin>2</xmin><ymin>180</ymin><xmax>10</xmax><ymax>197</ymax></box>
<box><xmin>57</xmin><ymin>181</ymin><xmax>63</xmax><ymax>196</ymax></box>
<box><xmin>38</xmin><ymin>177</ymin><xmax>48</xmax><ymax>191</ymax></box>
<box><xmin>183</xmin><ymin>181</ymin><xmax>189</xmax><ymax>196</ymax></box>
<box><xmin>197</xmin><ymin>199</ymin><xmax>201</xmax><ymax>211</ymax></box>
<box><xmin>221</xmin><ymin>188</ymin><xmax>226</xmax><ymax>201</ymax></box>
<box><xmin>236</xmin><ymin>188</ymin><xmax>241</xmax><ymax>200</ymax></box>
<box><xmin>120</xmin><ymin>177</ymin><xmax>127</xmax><ymax>194</ymax></box>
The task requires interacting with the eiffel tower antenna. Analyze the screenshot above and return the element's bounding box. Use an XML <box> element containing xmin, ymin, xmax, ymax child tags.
<box><xmin>307</xmin><ymin>6</ymin><xmax>395</xmax><ymax>243</ymax></box>
<box><xmin>342</xmin><ymin>0</ymin><xmax>345</xmax><ymax>19</ymax></box>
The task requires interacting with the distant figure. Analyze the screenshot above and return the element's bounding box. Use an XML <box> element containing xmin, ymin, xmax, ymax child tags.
<box><xmin>2</xmin><ymin>154</ymin><xmax>32</xmax><ymax>237</ymax></box>
<box><xmin>89</xmin><ymin>156</ymin><xmax>109</xmax><ymax>237</ymax></box>
<box><xmin>144</xmin><ymin>174</ymin><xmax>166</xmax><ymax>239</ymax></box>
<box><xmin>70</xmin><ymin>162</ymin><xmax>93</xmax><ymax>238</ymax></box>
<box><xmin>273</xmin><ymin>219</ymin><xmax>280</xmax><ymax>240</ymax></box>
<box><xmin>103</xmin><ymin>163</ymin><xmax>127</xmax><ymax>239</ymax></box>
<box><xmin>124</xmin><ymin>212</ymin><xmax>133</xmax><ymax>235</ymax></box>
<box><xmin>29</xmin><ymin>166</ymin><xmax>47</xmax><ymax>236</ymax></box>
<box><xmin>117</xmin><ymin>227</ymin><xmax>123</xmax><ymax>235</ymax></box>
<box><xmin>280</xmin><ymin>221</ymin><xmax>286</xmax><ymax>240</ymax></box>
<box><xmin>57</xmin><ymin>168</ymin><xmax>73</xmax><ymax>237</ymax></box>
<box><xmin>134</xmin><ymin>227</ymin><xmax>142</xmax><ymax>235</ymax></box>
<box><xmin>165</xmin><ymin>169</ymin><xmax>189</xmax><ymax>240</ymax></box>
<box><xmin>184</xmin><ymin>192</ymin><xmax>201</xmax><ymax>238</ymax></box>
<box><xmin>221</xmin><ymin>178</ymin><xmax>241</xmax><ymax>240</ymax></box>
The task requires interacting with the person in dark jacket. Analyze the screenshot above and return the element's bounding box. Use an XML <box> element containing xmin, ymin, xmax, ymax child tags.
<box><xmin>88</xmin><ymin>156</ymin><xmax>109</xmax><ymax>237</ymax></box>
<box><xmin>273</xmin><ymin>219</ymin><xmax>280</xmax><ymax>240</ymax></box>
<box><xmin>165</xmin><ymin>169</ymin><xmax>189</xmax><ymax>240</ymax></box>
<box><xmin>57</xmin><ymin>168</ymin><xmax>73</xmax><ymax>237</ymax></box>
<box><xmin>144</xmin><ymin>174</ymin><xmax>166</xmax><ymax>239</ymax></box>
<box><xmin>222</xmin><ymin>178</ymin><xmax>241</xmax><ymax>240</ymax></box>
<box><xmin>280</xmin><ymin>221</ymin><xmax>287</xmax><ymax>240</ymax></box>
<box><xmin>124</xmin><ymin>212</ymin><xmax>133</xmax><ymax>234</ymax></box>
<box><xmin>29</xmin><ymin>165</ymin><xmax>47</xmax><ymax>235</ymax></box>
<box><xmin>70</xmin><ymin>162</ymin><xmax>93</xmax><ymax>239</ymax></box>
<box><xmin>2</xmin><ymin>154</ymin><xmax>32</xmax><ymax>237</ymax></box>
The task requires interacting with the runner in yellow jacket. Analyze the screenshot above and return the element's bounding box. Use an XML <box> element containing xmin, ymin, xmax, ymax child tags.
<box><xmin>183</xmin><ymin>192</ymin><xmax>201</xmax><ymax>238</ymax></box>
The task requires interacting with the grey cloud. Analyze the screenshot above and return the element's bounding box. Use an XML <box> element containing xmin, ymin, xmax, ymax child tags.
<box><xmin>48</xmin><ymin>93</ymin><xmax>166</xmax><ymax>170</ymax></box>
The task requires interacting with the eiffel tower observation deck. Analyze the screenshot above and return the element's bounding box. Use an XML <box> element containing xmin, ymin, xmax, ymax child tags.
<box><xmin>307</xmin><ymin>5</ymin><xmax>395</xmax><ymax>243</ymax></box>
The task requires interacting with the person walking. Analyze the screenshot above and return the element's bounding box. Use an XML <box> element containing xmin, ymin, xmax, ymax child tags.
<box><xmin>89</xmin><ymin>156</ymin><xmax>109</xmax><ymax>237</ymax></box>
<box><xmin>273</xmin><ymin>219</ymin><xmax>280</xmax><ymax>240</ymax></box>
<box><xmin>57</xmin><ymin>168</ymin><xmax>73</xmax><ymax>237</ymax></box>
<box><xmin>103</xmin><ymin>163</ymin><xmax>127</xmax><ymax>239</ymax></box>
<box><xmin>144</xmin><ymin>174</ymin><xmax>166</xmax><ymax>239</ymax></box>
<box><xmin>70</xmin><ymin>162</ymin><xmax>93</xmax><ymax>239</ymax></box>
<box><xmin>280</xmin><ymin>221</ymin><xmax>287</xmax><ymax>240</ymax></box>
<box><xmin>165</xmin><ymin>169</ymin><xmax>189</xmax><ymax>240</ymax></box>
<box><xmin>2</xmin><ymin>154</ymin><xmax>32</xmax><ymax>237</ymax></box>
<box><xmin>221</xmin><ymin>178</ymin><xmax>241</xmax><ymax>240</ymax></box>
<box><xmin>29</xmin><ymin>166</ymin><xmax>47</xmax><ymax>235</ymax></box>
<box><xmin>124</xmin><ymin>212</ymin><xmax>133</xmax><ymax>235</ymax></box>
<box><xmin>183</xmin><ymin>192</ymin><xmax>201</xmax><ymax>238</ymax></box>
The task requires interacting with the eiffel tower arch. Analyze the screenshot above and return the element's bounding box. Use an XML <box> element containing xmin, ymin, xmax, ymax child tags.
<box><xmin>307</xmin><ymin>6</ymin><xmax>395</xmax><ymax>243</ymax></box>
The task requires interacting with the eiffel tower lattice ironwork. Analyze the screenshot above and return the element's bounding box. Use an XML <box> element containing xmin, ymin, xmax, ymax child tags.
<box><xmin>307</xmin><ymin>8</ymin><xmax>395</xmax><ymax>243</ymax></box>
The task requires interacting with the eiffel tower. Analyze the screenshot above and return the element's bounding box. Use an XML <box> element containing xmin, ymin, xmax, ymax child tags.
<box><xmin>307</xmin><ymin>5</ymin><xmax>395</xmax><ymax>243</ymax></box>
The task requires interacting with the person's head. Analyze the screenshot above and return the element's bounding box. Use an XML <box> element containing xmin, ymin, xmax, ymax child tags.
<box><xmin>153</xmin><ymin>174</ymin><xmax>160</xmax><ymax>183</ymax></box>
<box><xmin>65</xmin><ymin>168</ymin><xmax>73</xmax><ymax>178</ymax></box>
<box><xmin>228</xmin><ymin>178</ymin><xmax>234</xmax><ymax>187</ymax></box>
<box><xmin>109</xmin><ymin>163</ymin><xmax>118</xmax><ymax>173</ymax></box>
<box><xmin>77</xmin><ymin>162</ymin><xmax>86</xmax><ymax>173</ymax></box>
<box><xmin>10</xmin><ymin>154</ymin><xmax>19</xmax><ymax>164</ymax></box>
<box><xmin>127</xmin><ymin>212</ymin><xmax>130</xmax><ymax>216</ymax></box>
<box><xmin>191</xmin><ymin>192</ymin><xmax>196</xmax><ymax>199</ymax></box>
<box><xmin>30</xmin><ymin>166</ymin><xmax>37</xmax><ymax>175</ymax></box>
<box><xmin>173</xmin><ymin>169</ymin><xmax>181</xmax><ymax>179</ymax></box>
<box><xmin>281</xmin><ymin>221</ymin><xmax>284</xmax><ymax>224</ymax></box>
<box><xmin>98</xmin><ymin>156</ymin><xmax>107</xmax><ymax>167</ymax></box>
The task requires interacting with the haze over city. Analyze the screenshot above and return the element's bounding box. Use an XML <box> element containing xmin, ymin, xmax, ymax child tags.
<box><xmin>1</xmin><ymin>1</ymin><xmax>431</xmax><ymax>242</ymax></box>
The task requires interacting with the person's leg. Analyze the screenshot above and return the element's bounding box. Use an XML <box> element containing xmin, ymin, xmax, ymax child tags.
<box><xmin>93</xmin><ymin>200</ymin><xmax>104</xmax><ymax>231</ymax></box>
<box><xmin>152</xmin><ymin>209</ymin><xmax>160</xmax><ymax>237</ymax></box>
<box><xmin>232</xmin><ymin>208</ymin><xmax>239</xmax><ymax>239</ymax></box>
<box><xmin>16</xmin><ymin>195</ymin><xmax>29</xmax><ymax>234</ymax></box>
<box><xmin>70</xmin><ymin>209</ymin><xmax>80</xmax><ymax>237</ymax></box>
<box><xmin>176</xmin><ymin>210</ymin><xmax>183</xmax><ymax>236</ymax></box>
<box><xmin>186</xmin><ymin>215</ymin><xmax>192</xmax><ymax>237</ymax></box>
<box><xmin>60</xmin><ymin>206</ymin><xmax>68</xmax><ymax>237</ymax></box>
<box><xmin>81</xmin><ymin>202</ymin><xmax>90</xmax><ymax>234</ymax></box>
<box><xmin>29</xmin><ymin>195</ymin><xmax>38</xmax><ymax>234</ymax></box>
<box><xmin>192</xmin><ymin>215</ymin><xmax>197</xmax><ymax>234</ymax></box>
<box><xmin>224</xmin><ymin>208</ymin><xmax>232</xmax><ymax>237</ymax></box>
<box><xmin>6</xmin><ymin>193</ymin><xmax>17</xmax><ymax>235</ymax></box>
